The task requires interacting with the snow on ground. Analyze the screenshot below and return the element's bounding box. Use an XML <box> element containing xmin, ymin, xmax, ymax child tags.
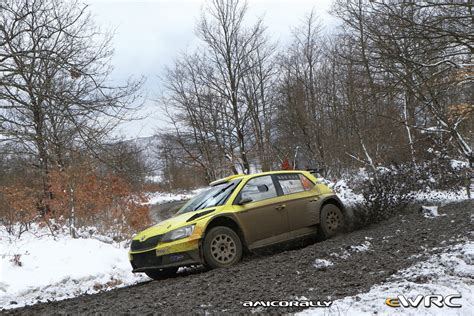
<box><xmin>0</xmin><ymin>226</ymin><xmax>148</xmax><ymax>310</ymax></box>
<box><xmin>421</xmin><ymin>206</ymin><xmax>442</xmax><ymax>218</ymax></box>
<box><xmin>0</xmin><ymin>177</ymin><xmax>470</xmax><ymax>311</ymax></box>
<box><xmin>414</xmin><ymin>190</ymin><xmax>469</xmax><ymax>204</ymax></box>
<box><xmin>323</xmin><ymin>178</ymin><xmax>469</xmax><ymax>207</ymax></box>
<box><xmin>313</xmin><ymin>259</ymin><xmax>333</xmax><ymax>270</ymax></box>
<box><xmin>299</xmin><ymin>242</ymin><xmax>474</xmax><ymax>316</ymax></box>
<box><xmin>330</xmin><ymin>239</ymin><xmax>372</xmax><ymax>260</ymax></box>
<box><xmin>146</xmin><ymin>188</ymin><xmax>205</xmax><ymax>205</ymax></box>
<box><xmin>348</xmin><ymin>240</ymin><xmax>371</xmax><ymax>252</ymax></box>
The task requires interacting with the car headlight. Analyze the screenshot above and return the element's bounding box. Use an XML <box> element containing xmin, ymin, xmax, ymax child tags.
<box><xmin>162</xmin><ymin>224</ymin><xmax>195</xmax><ymax>242</ymax></box>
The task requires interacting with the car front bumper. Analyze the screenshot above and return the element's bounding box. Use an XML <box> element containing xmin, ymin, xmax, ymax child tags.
<box><xmin>129</xmin><ymin>238</ymin><xmax>201</xmax><ymax>272</ymax></box>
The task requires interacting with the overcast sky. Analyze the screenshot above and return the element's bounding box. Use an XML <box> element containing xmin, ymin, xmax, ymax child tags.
<box><xmin>86</xmin><ymin>0</ymin><xmax>337</xmax><ymax>139</ymax></box>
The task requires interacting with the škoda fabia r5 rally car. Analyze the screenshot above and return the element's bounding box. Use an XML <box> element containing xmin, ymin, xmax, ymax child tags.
<box><xmin>129</xmin><ymin>170</ymin><xmax>346</xmax><ymax>279</ymax></box>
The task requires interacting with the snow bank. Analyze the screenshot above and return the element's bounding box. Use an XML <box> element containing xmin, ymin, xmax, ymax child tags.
<box><xmin>414</xmin><ymin>190</ymin><xmax>469</xmax><ymax>204</ymax></box>
<box><xmin>0</xmin><ymin>226</ymin><xmax>148</xmax><ymax>310</ymax></box>
<box><xmin>299</xmin><ymin>242</ymin><xmax>474</xmax><ymax>316</ymax></box>
<box><xmin>322</xmin><ymin>178</ymin><xmax>469</xmax><ymax>206</ymax></box>
<box><xmin>0</xmin><ymin>187</ymin><xmax>204</xmax><ymax>310</ymax></box>
<box><xmin>146</xmin><ymin>188</ymin><xmax>205</xmax><ymax>205</ymax></box>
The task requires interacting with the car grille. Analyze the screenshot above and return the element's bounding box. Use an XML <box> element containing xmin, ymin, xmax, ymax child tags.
<box><xmin>131</xmin><ymin>250</ymin><xmax>161</xmax><ymax>268</ymax></box>
<box><xmin>131</xmin><ymin>234</ymin><xmax>162</xmax><ymax>251</ymax></box>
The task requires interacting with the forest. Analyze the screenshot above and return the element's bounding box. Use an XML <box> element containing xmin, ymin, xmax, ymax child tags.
<box><xmin>1</xmin><ymin>0</ymin><xmax>472</xmax><ymax>237</ymax></box>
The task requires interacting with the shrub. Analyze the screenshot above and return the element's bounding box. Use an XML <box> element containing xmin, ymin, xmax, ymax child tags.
<box><xmin>415</xmin><ymin>156</ymin><xmax>467</xmax><ymax>191</ymax></box>
<box><xmin>49</xmin><ymin>164</ymin><xmax>151</xmax><ymax>239</ymax></box>
<box><xmin>1</xmin><ymin>162</ymin><xmax>151</xmax><ymax>240</ymax></box>
<box><xmin>0</xmin><ymin>182</ymin><xmax>40</xmax><ymax>237</ymax></box>
<box><xmin>350</xmin><ymin>156</ymin><xmax>469</xmax><ymax>229</ymax></box>
<box><xmin>350</xmin><ymin>164</ymin><xmax>420</xmax><ymax>228</ymax></box>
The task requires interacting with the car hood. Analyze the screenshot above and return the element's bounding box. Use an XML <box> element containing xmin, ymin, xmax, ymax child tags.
<box><xmin>133</xmin><ymin>207</ymin><xmax>217</xmax><ymax>241</ymax></box>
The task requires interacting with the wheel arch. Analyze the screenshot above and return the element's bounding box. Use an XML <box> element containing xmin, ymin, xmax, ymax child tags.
<box><xmin>320</xmin><ymin>196</ymin><xmax>347</xmax><ymax>218</ymax></box>
<box><xmin>202</xmin><ymin>215</ymin><xmax>249</xmax><ymax>252</ymax></box>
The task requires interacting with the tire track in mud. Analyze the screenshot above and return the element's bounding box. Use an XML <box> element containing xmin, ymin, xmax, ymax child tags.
<box><xmin>5</xmin><ymin>200</ymin><xmax>473</xmax><ymax>314</ymax></box>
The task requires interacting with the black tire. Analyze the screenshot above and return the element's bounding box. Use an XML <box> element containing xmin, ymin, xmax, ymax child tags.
<box><xmin>319</xmin><ymin>204</ymin><xmax>345</xmax><ymax>239</ymax></box>
<box><xmin>203</xmin><ymin>226</ymin><xmax>243</xmax><ymax>269</ymax></box>
<box><xmin>144</xmin><ymin>267</ymin><xmax>178</xmax><ymax>280</ymax></box>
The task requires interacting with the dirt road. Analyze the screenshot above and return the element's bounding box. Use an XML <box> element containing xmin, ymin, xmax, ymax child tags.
<box><xmin>6</xmin><ymin>201</ymin><xmax>473</xmax><ymax>314</ymax></box>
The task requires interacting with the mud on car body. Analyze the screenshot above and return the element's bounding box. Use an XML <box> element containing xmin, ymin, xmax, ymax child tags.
<box><xmin>129</xmin><ymin>170</ymin><xmax>346</xmax><ymax>280</ymax></box>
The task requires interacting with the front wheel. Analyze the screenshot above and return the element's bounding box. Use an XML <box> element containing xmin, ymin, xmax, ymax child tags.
<box><xmin>203</xmin><ymin>226</ymin><xmax>243</xmax><ymax>269</ymax></box>
<box><xmin>319</xmin><ymin>204</ymin><xmax>345</xmax><ymax>239</ymax></box>
<box><xmin>144</xmin><ymin>267</ymin><xmax>178</xmax><ymax>280</ymax></box>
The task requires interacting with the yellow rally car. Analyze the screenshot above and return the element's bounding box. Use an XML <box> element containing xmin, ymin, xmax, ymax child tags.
<box><xmin>129</xmin><ymin>170</ymin><xmax>346</xmax><ymax>280</ymax></box>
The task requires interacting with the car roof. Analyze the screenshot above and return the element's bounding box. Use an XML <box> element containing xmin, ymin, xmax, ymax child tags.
<box><xmin>209</xmin><ymin>170</ymin><xmax>309</xmax><ymax>186</ymax></box>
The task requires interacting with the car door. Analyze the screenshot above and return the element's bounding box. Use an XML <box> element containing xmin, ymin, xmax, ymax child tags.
<box><xmin>233</xmin><ymin>175</ymin><xmax>290</xmax><ymax>249</ymax></box>
<box><xmin>274</xmin><ymin>172</ymin><xmax>319</xmax><ymax>236</ymax></box>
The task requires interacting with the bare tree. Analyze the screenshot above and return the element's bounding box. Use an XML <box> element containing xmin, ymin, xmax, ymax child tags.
<box><xmin>0</xmin><ymin>0</ymin><xmax>143</xmax><ymax>214</ymax></box>
<box><xmin>332</xmin><ymin>0</ymin><xmax>473</xmax><ymax>164</ymax></box>
<box><xmin>197</xmin><ymin>0</ymin><xmax>269</xmax><ymax>173</ymax></box>
<box><xmin>157</xmin><ymin>0</ymin><xmax>471</xmax><ymax>187</ymax></box>
<box><xmin>160</xmin><ymin>0</ymin><xmax>275</xmax><ymax>177</ymax></box>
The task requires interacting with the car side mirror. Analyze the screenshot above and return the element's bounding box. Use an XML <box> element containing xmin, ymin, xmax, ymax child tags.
<box><xmin>237</xmin><ymin>197</ymin><xmax>253</xmax><ymax>205</ymax></box>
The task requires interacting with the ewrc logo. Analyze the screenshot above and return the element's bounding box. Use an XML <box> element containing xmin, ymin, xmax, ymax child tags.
<box><xmin>243</xmin><ymin>300</ymin><xmax>332</xmax><ymax>307</ymax></box>
<box><xmin>386</xmin><ymin>294</ymin><xmax>462</xmax><ymax>308</ymax></box>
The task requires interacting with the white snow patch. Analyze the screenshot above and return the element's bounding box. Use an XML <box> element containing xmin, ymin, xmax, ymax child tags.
<box><xmin>414</xmin><ymin>190</ymin><xmax>468</xmax><ymax>204</ymax></box>
<box><xmin>299</xmin><ymin>242</ymin><xmax>474</xmax><ymax>316</ymax></box>
<box><xmin>313</xmin><ymin>259</ymin><xmax>333</xmax><ymax>270</ymax></box>
<box><xmin>326</xmin><ymin>179</ymin><xmax>364</xmax><ymax>206</ymax></box>
<box><xmin>421</xmin><ymin>206</ymin><xmax>443</xmax><ymax>218</ymax></box>
<box><xmin>146</xmin><ymin>188</ymin><xmax>205</xmax><ymax>205</ymax></box>
<box><xmin>0</xmin><ymin>226</ymin><xmax>148</xmax><ymax>309</ymax></box>
<box><xmin>330</xmin><ymin>241</ymin><xmax>371</xmax><ymax>260</ymax></box>
<box><xmin>450</xmin><ymin>159</ymin><xmax>469</xmax><ymax>169</ymax></box>
<box><xmin>320</xmin><ymin>177</ymin><xmax>468</xmax><ymax>207</ymax></box>
<box><xmin>350</xmin><ymin>241</ymin><xmax>371</xmax><ymax>252</ymax></box>
<box><xmin>330</xmin><ymin>250</ymin><xmax>351</xmax><ymax>260</ymax></box>
<box><xmin>145</xmin><ymin>175</ymin><xmax>162</xmax><ymax>183</ymax></box>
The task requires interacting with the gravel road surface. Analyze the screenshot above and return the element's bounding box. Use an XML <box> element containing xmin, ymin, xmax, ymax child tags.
<box><xmin>6</xmin><ymin>200</ymin><xmax>472</xmax><ymax>315</ymax></box>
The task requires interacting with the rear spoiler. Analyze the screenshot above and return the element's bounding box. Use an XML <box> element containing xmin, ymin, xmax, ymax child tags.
<box><xmin>306</xmin><ymin>168</ymin><xmax>324</xmax><ymax>177</ymax></box>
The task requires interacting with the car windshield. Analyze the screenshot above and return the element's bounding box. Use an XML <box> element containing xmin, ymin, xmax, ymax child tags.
<box><xmin>176</xmin><ymin>180</ymin><xmax>240</xmax><ymax>214</ymax></box>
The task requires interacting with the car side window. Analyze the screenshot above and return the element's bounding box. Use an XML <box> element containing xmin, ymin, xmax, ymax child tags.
<box><xmin>276</xmin><ymin>173</ymin><xmax>314</xmax><ymax>195</ymax></box>
<box><xmin>239</xmin><ymin>176</ymin><xmax>277</xmax><ymax>203</ymax></box>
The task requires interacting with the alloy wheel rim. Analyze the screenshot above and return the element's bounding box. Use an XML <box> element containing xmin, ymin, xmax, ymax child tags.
<box><xmin>210</xmin><ymin>234</ymin><xmax>237</xmax><ymax>264</ymax></box>
<box><xmin>326</xmin><ymin>209</ymin><xmax>341</xmax><ymax>232</ymax></box>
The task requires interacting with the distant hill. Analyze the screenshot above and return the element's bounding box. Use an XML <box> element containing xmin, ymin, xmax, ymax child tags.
<box><xmin>123</xmin><ymin>135</ymin><xmax>162</xmax><ymax>176</ymax></box>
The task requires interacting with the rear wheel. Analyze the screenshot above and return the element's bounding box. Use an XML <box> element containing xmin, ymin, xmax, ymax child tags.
<box><xmin>203</xmin><ymin>226</ymin><xmax>242</xmax><ymax>269</ymax></box>
<box><xmin>144</xmin><ymin>267</ymin><xmax>178</xmax><ymax>280</ymax></box>
<box><xmin>319</xmin><ymin>204</ymin><xmax>345</xmax><ymax>239</ymax></box>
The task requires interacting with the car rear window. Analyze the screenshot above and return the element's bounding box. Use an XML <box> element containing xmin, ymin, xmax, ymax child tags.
<box><xmin>276</xmin><ymin>173</ymin><xmax>314</xmax><ymax>195</ymax></box>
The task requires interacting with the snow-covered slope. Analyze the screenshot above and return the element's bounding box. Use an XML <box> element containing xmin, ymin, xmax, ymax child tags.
<box><xmin>299</xmin><ymin>242</ymin><xmax>474</xmax><ymax>315</ymax></box>
<box><xmin>0</xmin><ymin>227</ymin><xmax>148</xmax><ymax>309</ymax></box>
<box><xmin>326</xmin><ymin>178</ymin><xmax>469</xmax><ymax>206</ymax></box>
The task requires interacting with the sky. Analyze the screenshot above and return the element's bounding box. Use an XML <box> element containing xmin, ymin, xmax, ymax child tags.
<box><xmin>86</xmin><ymin>0</ymin><xmax>337</xmax><ymax>139</ymax></box>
